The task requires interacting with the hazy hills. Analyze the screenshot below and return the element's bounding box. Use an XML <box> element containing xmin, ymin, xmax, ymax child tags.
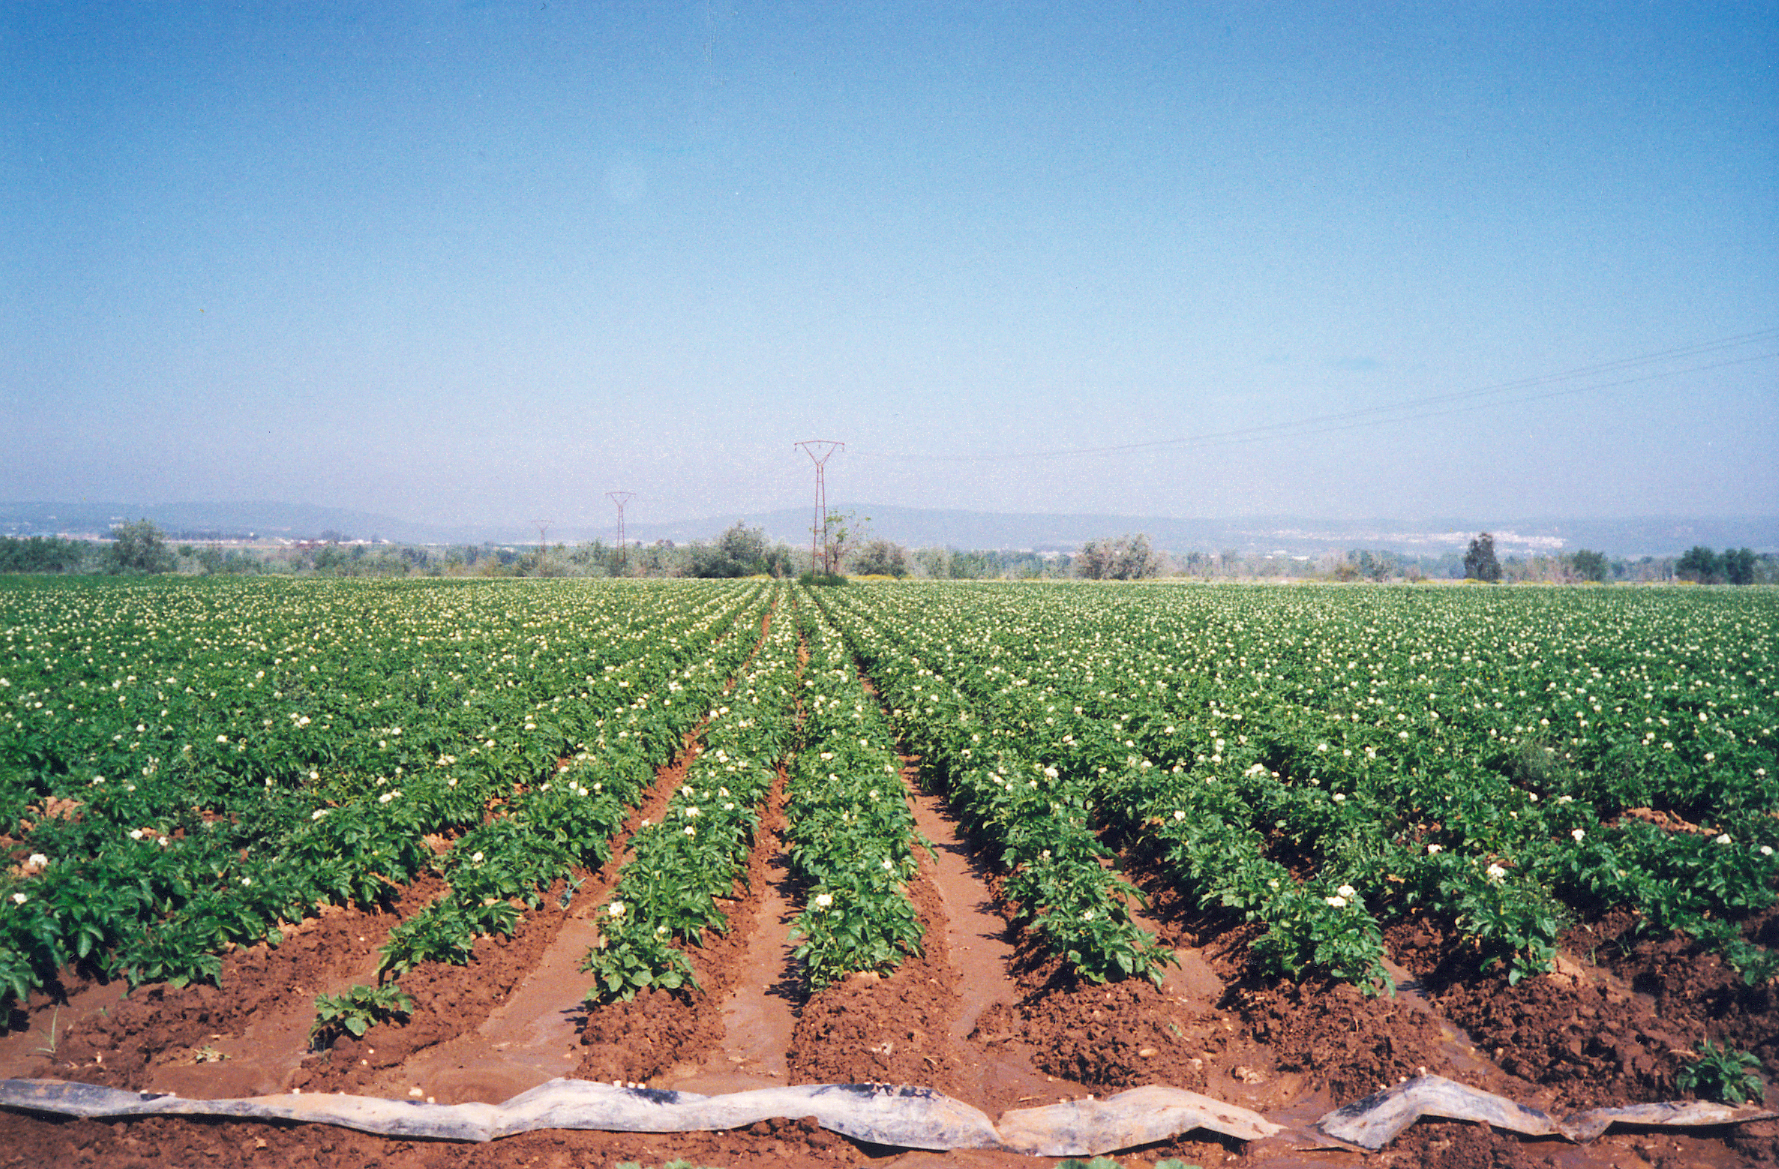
<box><xmin>3</xmin><ymin>500</ymin><xmax>1774</xmax><ymax>559</ymax></box>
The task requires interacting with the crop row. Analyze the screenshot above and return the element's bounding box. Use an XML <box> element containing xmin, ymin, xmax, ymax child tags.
<box><xmin>0</xmin><ymin>579</ymin><xmax>770</xmax><ymax>1003</ymax></box>
<box><xmin>582</xmin><ymin>585</ymin><xmax>800</xmax><ymax>1003</ymax></box>
<box><xmin>812</xmin><ymin>588</ymin><xmax>1174</xmax><ymax>985</ymax></box>
<box><xmin>820</xmin><ymin>583</ymin><xmax>1779</xmax><ymax>990</ymax></box>
<box><xmin>4</xmin><ymin>578</ymin><xmax>1773</xmax><ymax>1011</ymax></box>
<box><xmin>374</xmin><ymin>590</ymin><xmax>767</xmax><ymax>982</ymax></box>
<box><xmin>781</xmin><ymin>602</ymin><xmax>925</xmax><ymax>988</ymax></box>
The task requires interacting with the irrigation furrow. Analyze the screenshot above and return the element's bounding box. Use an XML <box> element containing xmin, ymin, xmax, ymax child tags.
<box><xmin>573</xmin><ymin>587</ymin><xmax>801</xmax><ymax>1083</ymax></box>
<box><xmin>360</xmin><ymin>590</ymin><xmax>797</xmax><ymax>1099</ymax></box>
<box><xmin>656</xmin><ymin>761</ymin><xmax>801</xmax><ymax>1093</ymax></box>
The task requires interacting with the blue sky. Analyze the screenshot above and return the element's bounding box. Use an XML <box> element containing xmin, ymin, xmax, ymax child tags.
<box><xmin>3</xmin><ymin>2</ymin><xmax>1774</xmax><ymax>530</ymax></box>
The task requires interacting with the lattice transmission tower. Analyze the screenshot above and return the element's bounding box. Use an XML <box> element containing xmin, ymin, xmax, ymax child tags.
<box><xmin>606</xmin><ymin>492</ymin><xmax>636</xmax><ymax>573</ymax></box>
<box><xmin>532</xmin><ymin>521</ymin><xmax>551</xmax><ymax>571</ymax></box>
<box><xmin>794</xmin><ymin>440</ymin><xmax>844</xmax><ymax>574</ymax></box>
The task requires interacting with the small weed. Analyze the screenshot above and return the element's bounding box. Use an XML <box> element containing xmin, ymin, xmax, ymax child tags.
<box><xmin>32</xmin><ymin>1008</ymin><xmax>59</xmax><ymax>1057</ymax></box>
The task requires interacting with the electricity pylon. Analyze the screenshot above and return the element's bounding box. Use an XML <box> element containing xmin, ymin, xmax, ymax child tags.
<box><xmin>794</xmin><ymin>441</ymin><xmax>843</xmax><ymax>574</ymax></box>
<box><xmin>607</xmin><ymin>492</ymin><xmax>636</xmax><ymax>573</ymax></box>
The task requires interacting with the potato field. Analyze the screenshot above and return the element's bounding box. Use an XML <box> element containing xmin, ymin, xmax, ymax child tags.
<box><xmin>1</xmin><ymin>576</ymin><xmax>1775</xmax><ymax>1169</ymax></box>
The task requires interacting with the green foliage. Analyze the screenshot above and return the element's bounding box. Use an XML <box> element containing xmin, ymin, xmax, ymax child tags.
<box><xmin>1569</xmin><ymin>548</ymin><xmax>1609</xmax><ymax>582</ymax></box>
<box><xmin>1464</xmin><ymin>532</ymin><xmax>1501</xmax><ymax>582</ymax></box>
<box><xmin>818</xmin><ymin>509</ymin><xmax>863</xmax><ymax>575</ymax></box>
<box><xmin>1076</xmin><ymin>533</ymin><xmax>1159</xmax><ymax>580</ymax></box>
<box><xmin>6</xmin><ymin>572</ymin><xmax>1778</xmax><ymax>1023</ymax></box>
<box><xmin>1677</xmin><ymin>545</ymin><xmax>1722</xmax><ymax>583</ymax></box>
<box><xmin>818</xmin><ymin>578</ymin><xmax>1779</xmax><ymax>999</ymax></box>
<box><xmin>1670</xmin><ymin>544</ymin><xmax>1764</xmax><ymax>585</ymax></box>
<box><xmin>0</xmin><ymin>948</ymin><xmax>34</xmax><ymax>1004</ymax></box>
<box><xmin>850</xmin><ymin>538</ymin><xmax>910</xmax><ymax>578</ymax></box>
<box><xmin>1456</xmin><ymin>875</ymin><xmax>1564</xmax><ymax>985</ymax></box>
<box><xmin>1676</xmin><ymin>1040</ymin><xmax>1765</xmax><ymax>1105</ymax></box>
<box><xmin>1352</xmin><ymin>550</ymin><xmax>1397</xmax><ymax>582</ymax></box>
<box><xmin>579</xmin><ymin>929</ymin><xmax>699</xmax><ymax>1002</ymax></box>
<box><xmin>1249</xmin><ymin>886</ymin><xmax>1393</xmax><ymax>992</ymax></box>
<box><xmin>377</xmin><ymin>909</ymin><xmax>480</xmax><ymax>979</ymax></box>
<box><xmin>813</xmin><ymin>585</ymin><xmax>1175</xmax><ymax>988</ymax></box>
<box><xmin>0</xmin><ymin>576</ymin><xmax>774</xmax><ymax>1003</ymax></box>
<box><xmin>110</xmin><ymin>918</ymin><xmax>225</xmax><ymax>988</ymax></box>
<box><xmin>785</xmin><ymin>614</ymin><xmax>926</xmax><ymax>987</ymax></box>
<box><xmin>106</xmin><ymin>520</ymin><xmax>177</xmax><ymax>575</ymax></box>
<box><xmin>310</xmin><ymin>983</ymin><xmax>414</xmax><ymax>1048</ymax></box>
<box><xmin>790</xmin><ymin>875</ymin><xmax>923</xmax><ymax>988</ymax></box>
<box><xmin>581</xmin><ymin>597</ymin><xmax>797</xmax><ymax>1004</ymax></box>
<box><xmin>0</xmin><ymin>536</ymin><xmax>90</xmax><ymax>574</ymax></box>
<box><xmin>688</xmin><ymin>522</ymin><xmax>793</xmax><ymax>578</ymax></box>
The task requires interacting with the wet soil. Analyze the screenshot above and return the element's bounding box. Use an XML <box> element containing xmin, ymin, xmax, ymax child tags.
<box><xmin>1</xmin><ymin>874</ymin><xmax>447</xmax><ymax>1096</ymax></box>
<box><xmin>0</xmin><ymin>1112</ymin><xmax>867</xmax><ymax>1169</ymax></box>
<box><xmin>2</xmin><ymin>668</ymin><xmax>1775</xmax><ymax>1166</ymax></box>
<box><xmin>575</xmin><ymin>758</ymin><xmax>792</xmax><ymax>1090</ymax></box>
<box><xmin>297</xmin><ymin>895</ymin><xmax>572</xmax><ymax>1100</ymax></box>
<box><xmin>3</xmin><ymin>853</ymin><xmax>1774</xmax><ymax>1169</ymax></box>
<box><xmin>785</xmin><ymin>763</ymin><xmax>1090</xmax><ymax>1114</ymax></box>
<box><xmin>690</xmin><ymin>771</ymin><xmax>801</xmax><ymax>1088</ymax></box>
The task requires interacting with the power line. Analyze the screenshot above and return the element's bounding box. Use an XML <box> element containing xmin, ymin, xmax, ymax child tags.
<box><xmin>851</xmin><ymin>328</ymin><xmax>1779</xmax><ymax>465</ymax></box>
<box><xmin>1200</xmin><ymin>349</ymin><xmax>1779</xmax><ymax>455</ymax></box>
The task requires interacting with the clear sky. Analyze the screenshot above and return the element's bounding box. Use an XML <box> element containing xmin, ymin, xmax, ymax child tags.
<box><xmin>4</xmin><ymin>2</ymin><xmax>1775</xmax><ymax>531</ymax></box>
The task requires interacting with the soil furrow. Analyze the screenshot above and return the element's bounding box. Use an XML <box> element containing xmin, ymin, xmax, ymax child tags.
<box><xmin>575</xmin><ymin>597</ymin><xmax>791</xmax><ymax>1087</ymax></box>
<box><xmin>0</xmin><ymin>872</ymin><xmax>449</xmax><ymax>1096</ymax></box>
<box><xmin>783</xmin><ymin>760</ymin><xmax>1112</xmax><ymax>1118</ymax></box>
<box><xmin>573</xmin><ymin>805</ymin><xmax>775</xmax><ymax>1085</ymax></box>
<box><xmin>4</xmin><ymin>585</ymin><xmax>1775</xmax><ymax>1168</ymax></box>
<box><xmin>657</xmin><ymin>761</ymin><xmax>801</xmax><ymax>1094</ymax></box>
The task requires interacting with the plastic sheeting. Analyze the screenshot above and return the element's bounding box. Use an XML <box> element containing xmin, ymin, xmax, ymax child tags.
<box><xmin>1316</xmin><ymin>1073</ymin><xmax>1778</xmax><ymax>1150</ymax></box>
<box><xmin>0</xmin><ymin>1077</ymin><xmax>1276</xmax><ymax>1156</ymax></box>
<box><xmin>3</xmin><ymin>1074</ymin><xmax>1772</xmax><ymax>1156</ymax></box>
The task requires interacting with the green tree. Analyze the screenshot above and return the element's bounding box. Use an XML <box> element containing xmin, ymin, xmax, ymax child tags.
<box><xmin>1569</xmin><ymin>548</ymin><xmax>1609</xmax><ymax>583</ymax></box>
<box><xmin>0</xmin><ymin>536</ymin><xmax>89</xmax><ymax>573</ymax></box>
<box><xmin>819</xmin><ymin>510</ymin><xmax>864</xmax><ymax>575</ymax></box>
<box><xmin>1677</xmin><ymin>545</ymin><xmax>1722</xmax><ymax>584</ymax></box>
<box><xmin>689</xmin><ymin>524</ymin><xmax>756</xmax><ymax>577</ymax></box>
<box><xmin>911</xmin><ymin>547</ymin><xmax>950</xmax><ymax>578</ymax></box>
<box><xmin>106</xmin><ymin>520</ymin><xmax>176</xmax><ymax>575</ymax></box>
<box><xmin>689</xmin><ymin>522</ymin><xmax>791</xmax><ymax>577</ymax></box>
<box><xmin>851</xmin><ymin>538</ymin><xmax>909</xmax><ymax>577</ymax></box>
<box><xmin>1077</xmin><ymin>534</ymin><xmax>1159</xmax><ymax>580</ymax></box>
<box><xmin>1722</xmin><ymin>547</ymin><xmax>1757</xmax><ymax>586</ymax></box>
<box><xmin>1464</xmin><ymin>532</ymin><xmax>1502</xmax><ymax>583</ymax></box>
<box><xmin>950</xmin><ymin>550</ymin><xmax>995</xmax><ymax>579</ymax></box>
<box><xmin>1356</xmin><ymin>550</ymin><xmax>1396</xmax><ymax>582</ymax></box>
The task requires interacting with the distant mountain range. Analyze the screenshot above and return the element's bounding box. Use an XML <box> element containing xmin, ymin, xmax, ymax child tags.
<box><xmin>3</xmin><ymin>500</ymin><xmax>1774</xmax><ymax>559</ymax></box>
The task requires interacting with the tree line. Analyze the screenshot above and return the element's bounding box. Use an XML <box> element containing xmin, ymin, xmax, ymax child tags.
<box><xmin>2</xmin><ymin>521</ymin><xmax>1771</xmax><ymax>585</ymax></box>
